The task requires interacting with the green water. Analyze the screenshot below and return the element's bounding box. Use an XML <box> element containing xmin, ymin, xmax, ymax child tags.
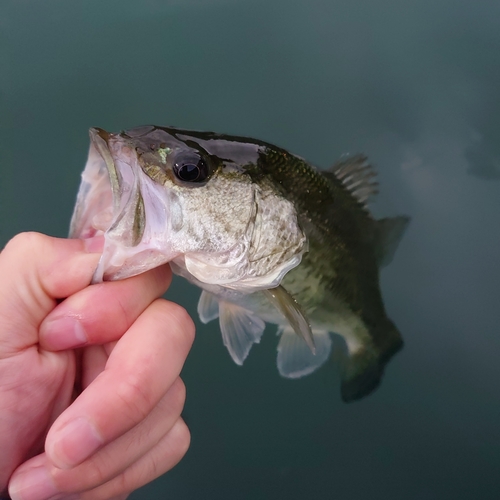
<box><xmin>2</xmin><ymin>1</ymin><xmax>500</xmax><ymax>498</ymax></box>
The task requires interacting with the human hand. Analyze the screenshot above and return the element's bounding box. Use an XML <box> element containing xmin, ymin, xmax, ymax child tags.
<box><xmin>0</xmin><ymin>233</ymin><xmax>194</xmax><ymax>499</ymax></box>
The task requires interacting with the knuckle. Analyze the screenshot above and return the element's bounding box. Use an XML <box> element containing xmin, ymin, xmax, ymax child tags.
<box><xmin>3</xmin><ymin>231</ymin><xmax>48</xmax><ymax>255</ymax></box>
<box><xmin>170</xmin><ymin>378</ymin><xmax>187</xmax><ymax>415</ymax></box>
<box><xmin>156</xmin><ymin>378</ymin><xmax>186</xmax><ymax>421</ymax></box>
<box><xmin>160</xmin><ymin>301</ymin><xmax>196</xmax><ymax>349</ymax></box>
<box><xmin>144</xmin><ymin>420</ymin><xmax>190</xmax><ymax>481</ymax></box>
<box><xmin>114</xmin><ymin>294</ymin><xmax>135</xmax><ymax>331</ymax></box>
<box><xmin>150</xmin><ymin>263</ymin><xmax>172</xmax><ymax>293</ymax></box>
<box><xmin>175</xmin><ymin>378</ymin><xmax>187</xmax><ymax>405</ymax></box>
<box><xmin>79</xmin><ymin>460</ymin><xmax>109</xmax><ymax>488</ymax></box>
<box><xmin>112</xmin><ymin>470</ymin><xmax>134</xmax><ymax>498</ymax></box>
<box><xmin>115</xmin><ymin>373</ymin><xmax>155</xmax><ymax>423</ymax></box>
<box><xmin>173</xmin><ymin>419</ymin><xmax>191</xmax><ymax>459</ymax></box>
<box><xmin>52</xmin><ymin>458</ymin><xmax>108</xmax><ymax>493</ymax></box>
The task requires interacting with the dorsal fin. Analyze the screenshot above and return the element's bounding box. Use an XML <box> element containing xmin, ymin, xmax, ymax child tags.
<box><xmin>374</xmin><ymin>216</ymin><xmax>410</xmax><ymax>267</ymax></box>
<box><xmin>327</xmin><ymin>155</ymin><xmax>379</xmax><ymax>206</ymax></box>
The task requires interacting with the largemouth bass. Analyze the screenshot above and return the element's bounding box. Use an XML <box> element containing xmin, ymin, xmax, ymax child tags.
<box><xmin>70</xmin><ymin>125</ymin><xmax>409</xmax><ymax>402</ymax></box>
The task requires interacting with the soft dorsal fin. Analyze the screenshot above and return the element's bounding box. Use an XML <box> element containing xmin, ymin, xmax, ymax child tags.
<box><xmin>374</xmin><ymin>216</ymin><xmax>410</xmax><ymax>267</ymax></box>
<box><xmin>326</xmin><ymin>155</ymin><xmax>378</xmax><ymax>206</ymax></box>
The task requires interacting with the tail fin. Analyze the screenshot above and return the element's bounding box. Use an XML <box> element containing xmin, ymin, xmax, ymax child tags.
<box><xmin>338</xmin><ymin>319</ymin><xmax>403</xmax><ymax>402</ymax></box>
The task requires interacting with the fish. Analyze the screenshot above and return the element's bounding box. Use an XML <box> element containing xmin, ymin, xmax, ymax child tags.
<box><xmin>70</xmin><ymin>125</ymin><xmax>410</xmax><ymax>402</ymax></box>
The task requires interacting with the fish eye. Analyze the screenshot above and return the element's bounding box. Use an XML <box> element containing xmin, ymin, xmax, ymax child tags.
<box><xmin>173</xmin><ymin>154</ymin><xmax>209</xmax><ymax>183</ymax></box>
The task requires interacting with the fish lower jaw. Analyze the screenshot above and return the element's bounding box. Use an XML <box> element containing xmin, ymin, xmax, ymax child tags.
<box><xmin>77</xmin><ymin>209</ymin><xmax>111</xmax><ymax>240</ymax></box>
<box><xmin>78</xmin><ymin>227</ymin><xmax>104</xmax><ymax>240</ymax></box>
<box><xmin>92</xmin><ymin>235</ymin><xmax>180</xmax><ymax>283</ymax></box>
<box><xmin>91</xmin><ymin>207</ymin><xmax>114</xmax><ymax>233</ymax></box>
<box><xmin>79</xmin><ymin>219</ymin><xmax>109</xmax><ymax>240</ymax></box>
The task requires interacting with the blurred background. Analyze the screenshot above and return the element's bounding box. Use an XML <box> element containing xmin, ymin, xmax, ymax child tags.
<box><xmin>1</xmin><ymin>0</ymin><xmax>500</xmax><ymax>498</ymax></box>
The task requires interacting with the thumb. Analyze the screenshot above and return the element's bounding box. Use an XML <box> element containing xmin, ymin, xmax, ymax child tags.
<box><xmin>0</xmin><ymin>232</ymin><xmax>102</xmax><ymax>355</ymax></box>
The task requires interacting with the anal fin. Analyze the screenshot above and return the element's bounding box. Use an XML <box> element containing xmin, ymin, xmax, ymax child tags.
<box><xmin>277</xmin><ymin>327</ymin><xmax>332</xmax><ymax>378</ymax></box>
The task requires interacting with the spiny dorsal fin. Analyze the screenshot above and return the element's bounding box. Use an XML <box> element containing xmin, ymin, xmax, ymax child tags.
<box><xmin>329</xmin><ymin>155</ymin><xmax>379</xmax><ymax>206</ymax></box>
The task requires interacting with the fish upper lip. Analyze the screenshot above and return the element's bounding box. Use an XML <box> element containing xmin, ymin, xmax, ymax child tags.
<box><xmin>89</xmin><ymin>129</ymin><xmax>146</xmax><ymax>247</ymax></box>
<box><xmin>89</xmin><ymin>127</ymin><xmax>121</xmax><ymax>212</ymax></box>
<box><xmin>90</xmin><ymin>127</ymin><xmax>112</xmax><ymax>143</ymax></box>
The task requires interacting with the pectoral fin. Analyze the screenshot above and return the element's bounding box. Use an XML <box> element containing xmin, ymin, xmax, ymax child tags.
<box><xmin>263</xmin><ymin>286</ymin><xmax>315</xmax><ymax>354</ymax></box>
<box><xmin>277</xmin><ymin>327</ymin><xmax>331</xmax><ymax>378</ymax></box>
<box><xmin>219</xmin><ymin>301</ymin><xmax>266</xmax><ymax>365</ymax></box>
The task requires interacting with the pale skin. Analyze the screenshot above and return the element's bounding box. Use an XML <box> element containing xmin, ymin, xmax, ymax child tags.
<box><xmin>0</xmin><ymin>232</ymin><xmax>195</xmax><ymax>499</ymax></box>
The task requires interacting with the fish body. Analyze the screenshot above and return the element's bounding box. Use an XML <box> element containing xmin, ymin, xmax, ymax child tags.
<box><xmin>70</xmin><ymin>125</ymin><xmax>409</xmax><ymax>401</ymax></box>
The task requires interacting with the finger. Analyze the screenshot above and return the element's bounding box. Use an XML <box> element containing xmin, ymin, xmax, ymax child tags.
<box><xmin>78</xmin><ymin>419</ymin><xmax>190</xmax><ymax>500</ymax></box>
<box><xmin>39</xmin><ymin>263</ymin><xmax>172</xmax><ymax>351</ymax></box>
<box><xmin>0</xmin><ymin>233</ymin><xmax>102</xmax><ymax>352</ymax></box>
<box><xmin>45</xmin><ymin>299</ymin><xmax>194</xmax><ymax>470</ymax></box>
<box><xmin>8</xmin><ymin>380</ymin><xmax>187</xmax><ymax>500</ymax></box>
<box><xmin>51</xmin><ymin>378</ymin><xmax>186</xmax><ymax>492</ymax></box>
<box><xmin>9</xmin><ymin>419</ymin><xmax>190</xmax><ymax>500</ymax></box>
<box><xmin>81</xmin><ymin>345</ymin><xmax>108</xmax><ymax>388</ymax></box>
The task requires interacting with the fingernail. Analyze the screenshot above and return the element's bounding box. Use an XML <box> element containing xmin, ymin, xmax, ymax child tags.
<box><xmin>9</xmin><ymin>465</ymin><xmax>58</xmax><ymax>500</ymax></box>
<box><xmin>83</xmin><ymin>235</ymin><xmax>105</xmax><ymax>253</ymax></box>
<box><xmin>42</xmin><ymin>317</ymin><xmax>88</xmax><ymax>350</ymax></box>
<box><xmin>48</xmin><ymin>417</ymin><xmax>104</xmax><ymax>469</ymax></box>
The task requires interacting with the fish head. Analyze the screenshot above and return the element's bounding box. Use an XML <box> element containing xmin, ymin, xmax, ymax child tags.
<box><xmin>70</xmin><ymin>126</ymin><xmax>307</xmax><ymax>289</ymax></box>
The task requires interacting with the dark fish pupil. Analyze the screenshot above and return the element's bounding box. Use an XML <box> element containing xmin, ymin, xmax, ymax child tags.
<box><xmin>174</xmin><ymin>155</ymin><xmax>209</xmax><ymax>183</ymax></box>
<box><xmin>179</xmin><ymin>164</ymin><xmax>200</xmax><ymax>181</ymax></box>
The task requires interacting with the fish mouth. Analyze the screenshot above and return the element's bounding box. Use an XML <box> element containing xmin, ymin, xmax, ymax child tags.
<box><xmin>70</xmin><ymin>127</ymin><xmax>176</xmax><ymax>282</ymax></box>
<box><xmin>88</xmin><ymin>127</ymin><xmax>145</xmax><ymax>248</ymax></box>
